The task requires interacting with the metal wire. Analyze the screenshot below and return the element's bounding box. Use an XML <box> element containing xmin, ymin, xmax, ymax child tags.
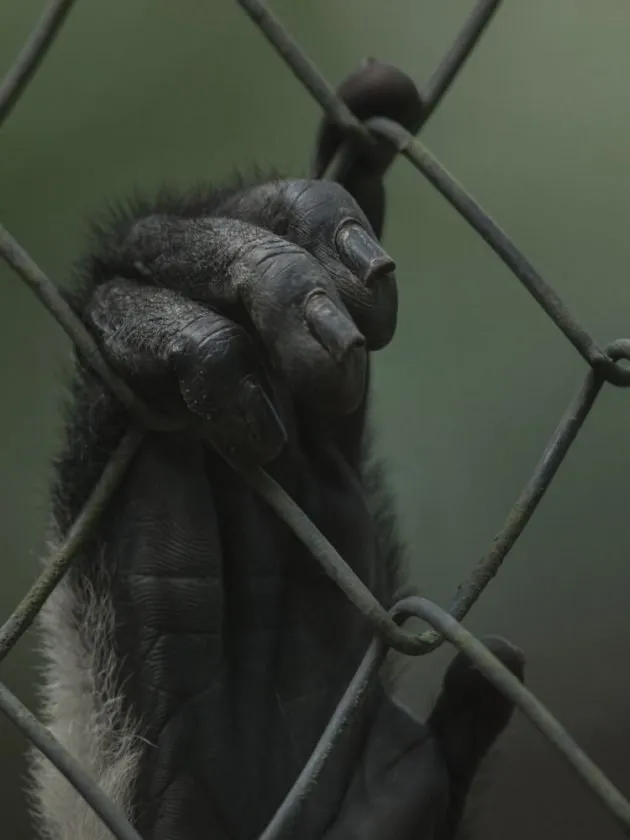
<box><xmin>0</xmin><ymin>428</ymin><xmax>144</xmax><ymax>662</ymax></box>
<box><xmin>0</xmin><ymin>682</ymin><xmax>144</xmax><ymax>840</ymax></box>
<box><xmin>0</xmin><ymin>0</ymin><xmax>78</xmax><ymax>128</ymax></box>
<box><xmin>1</xmin><ymin>1</ymin><xmax>630</xmax><ymax>839</ymax></box>
<box><xmin>0</xmin><ymin>224</ymin><xmax>181</xmax><ymax>430</ymax></box>
<box><xmin>421</xmin><ymin>0</ymin><xmax>501</xmax><ymax>122</ymax></box>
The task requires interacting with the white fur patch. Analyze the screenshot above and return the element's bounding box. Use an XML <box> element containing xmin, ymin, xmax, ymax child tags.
<box><xmin>29</xmin><ymin>556</ymin><xmax>144</xmax><ymax>840</ymax></box>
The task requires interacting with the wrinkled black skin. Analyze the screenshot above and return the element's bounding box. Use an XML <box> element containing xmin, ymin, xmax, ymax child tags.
<box><xmin>52</xmin><ymin>62</ymin><xmax>524</xmax><ymax>840</ymax></box>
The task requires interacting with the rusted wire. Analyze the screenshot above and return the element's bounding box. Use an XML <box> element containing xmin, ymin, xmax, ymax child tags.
<box><xmin>401</xmin><ymin>598</ymin><xmax>630</xmax><ymax>836</ymax></box>
<box><xmin>245</xmin><ymin>332</ymin><xmax>602</xmax><ymax>655</ymax></box>
<box><xmin>235</xmin><ymin>0</ymin><xmax>373</xmax><ymax>147</ymax></box>
<box><xmin>0</xmin><ymin>0</ymin><xmax>77</xmax><ymax>127</ymax></box>
<box><xmin>1</xmin><ymin>1</ymin><xmax>630</xmax><ymax>839</ymax></box>
<box><xmin>366</xmin><ymin>117</ymin><xmax>630</xmax><ymax>387</ymax></box>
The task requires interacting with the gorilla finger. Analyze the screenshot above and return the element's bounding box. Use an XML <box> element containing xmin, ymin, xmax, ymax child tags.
<box><xmin>173</xmin><ymin>316</ymin><xmax>287</xmax><ymax>465</ymax></box>
<box><xmin>118</xmin><ymin>215</ymin><xmax>369</xmax><ymax>418</ymax></box>
<box><xmin>283</xmin><ymin>179</ymin><xmax>398</xmax><ymax>350</ymax></box>
<box><xmin>86</xmin><ymin>279</ymin><xmax>286</xmax><ymax>464</ymax></box>
<box><xmin>239</xmin><ymin>238</ymin><xmax>368</xmax><ymax>414</ymax></box>
<box><xmin>217</xmin><ymin>179</ymin><xmax>398</xmax><ymax>350</ymax></box>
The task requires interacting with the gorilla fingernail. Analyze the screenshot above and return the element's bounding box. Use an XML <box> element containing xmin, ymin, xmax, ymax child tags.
<box><xmin>304</xmin><ymin>290</ymin><xmax>365</xmax><ymax>363</ymax></box>
<box><xmin>335</xmin><ymin>222</ymin><xmax>396</xmax><ymax>287</ymax></box>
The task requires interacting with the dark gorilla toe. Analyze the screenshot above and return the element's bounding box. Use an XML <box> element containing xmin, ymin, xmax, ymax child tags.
<box><xmin>314</xmin><ymin>59</ymin><xmax>425</xmax><ymax>178</ymax></box>
<box><xmin>313</xmin><ymin>59</ymin><xmax>425</xmax><ymax>237</ymax></box>
<box><xmin>438</xmin><ymin>635</ymin><xmax>525</xmax><ymax>709</ymax></box>
<box><xmin>428</xmin><ymin>636</ymin><xmax>525</xmax><ymax>838</ymax></box>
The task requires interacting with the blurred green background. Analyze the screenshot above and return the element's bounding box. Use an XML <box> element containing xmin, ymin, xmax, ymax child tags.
<box><xmin>2</xmin><ymin>0</ymin><xmax>630</xmax><ymax>837</ymax></box>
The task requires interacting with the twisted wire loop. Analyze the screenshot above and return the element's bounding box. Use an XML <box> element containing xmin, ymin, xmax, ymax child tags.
<box><xmin>1</xmin><ymin>1</ymin><xmax>630</xmax><ymax>839</ymax></box>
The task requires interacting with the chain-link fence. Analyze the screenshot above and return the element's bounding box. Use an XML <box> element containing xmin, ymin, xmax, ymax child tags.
<box><xmin>1</xmin><ymin>0</ymin><xmax>630</xmax><ymax>838</ymax></box>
